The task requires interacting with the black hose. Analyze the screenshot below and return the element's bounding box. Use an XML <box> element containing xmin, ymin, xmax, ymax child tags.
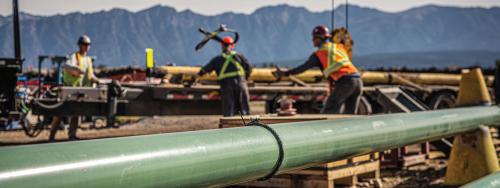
<box><xmin>34</xmin><ymin>100</ymin><xmax>65</xmax><ymax>110</ymax></box>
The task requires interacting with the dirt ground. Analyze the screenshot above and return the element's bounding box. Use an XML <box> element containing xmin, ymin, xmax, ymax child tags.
<box><xmin>0</xmin><ymin>115</ymin><xmax>221</xmax><ymax>145</ymax></box>
<box><xmin>0</xmin><ymin>101</ymin><xmax>452</xmax><ymax>187</ymax></box>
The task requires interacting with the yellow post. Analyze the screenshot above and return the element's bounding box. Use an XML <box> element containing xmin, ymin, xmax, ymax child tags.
<box><xmin>444</xmin><ymin>68</ymin><xmax>499</xmax><ymax>186</ymax></box>
<box><xmin>455</xmin><ymin>69</ymin><xmax>492</xmax><ymax>106</ymax></box>
<box><xmin>146</xmin><ymin>48</ymin><xmax>154</xmax><ymax>68</ymax></box>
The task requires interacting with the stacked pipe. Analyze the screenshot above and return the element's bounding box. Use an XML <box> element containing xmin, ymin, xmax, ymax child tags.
<box><xmin>159</xmin><ymin>66</ymin><xmax>495</xmax><ymax>86</ymax></box>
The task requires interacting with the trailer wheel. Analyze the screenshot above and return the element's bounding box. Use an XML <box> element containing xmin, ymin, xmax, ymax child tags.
<box><xmin>427</xmin><ymin>90</ymin><xmax>456</xmax><ymax>110</ymax></box>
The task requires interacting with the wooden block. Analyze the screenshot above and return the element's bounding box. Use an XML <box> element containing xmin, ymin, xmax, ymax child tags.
<box><xmin>240</xmin><ymin>160</ymin><xmax>379</xmax><ymax>188</ymax></box>
<box><xmin>238</xmin><ymin>177</ymin><xmax>293</xmax><ymax>188</ymax></box>
<box><xmin>401</xmin><ymin>154</ymin><xmax>427</xmax><ymax>167</ymax></box>
<box><xmin>327</xmin><ymin>160</ymin><xmax>380</xmax><ymax>180</ymax></box>
<box><xmin>334</xmin><ymin>175</ymin><xmax>358</xmax><ymax>186</ymax></box>
<box><xmin>238</xmin><ymin>176</ymin><xmax>334</xmax><ymax>188</ymax></box>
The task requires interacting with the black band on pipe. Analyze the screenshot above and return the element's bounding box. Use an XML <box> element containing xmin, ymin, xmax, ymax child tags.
<box><xmin>247</xmin><ymin>121</ymin><xmax>285</xmax><ymax>181</ymax></box>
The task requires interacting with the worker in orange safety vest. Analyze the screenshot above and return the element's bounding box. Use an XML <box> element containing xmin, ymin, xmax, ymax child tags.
<box><xmin>273</xmin><ymin>25</ymin><xmax>363</xmax><ymax>114</ymax></box>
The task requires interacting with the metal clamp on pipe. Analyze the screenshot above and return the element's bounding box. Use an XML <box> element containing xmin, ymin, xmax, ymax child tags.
<box><xmin>247</xmin><ymin>120</ymin><xmax>285</xmax><ymax>180</ymax></box>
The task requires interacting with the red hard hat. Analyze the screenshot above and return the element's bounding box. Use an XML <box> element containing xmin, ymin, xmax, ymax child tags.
<box><xmin>312</xmin><ymin>25</ymin><xmax>331</xmax><ymax>39</ymax></box>
<box><xmin>222</xmin><ymin>36</ymin><xmax>234</xmax><ymax>45</ymax></box>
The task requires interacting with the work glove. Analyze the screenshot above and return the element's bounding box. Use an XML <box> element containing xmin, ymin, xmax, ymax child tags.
<box><xmin>272</xmin><ymin>69</ymin><xmax>286</xmax><ymax>82</ymax></box>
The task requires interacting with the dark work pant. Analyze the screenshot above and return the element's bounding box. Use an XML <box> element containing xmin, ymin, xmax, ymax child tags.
<box><xmin>321</xmin><ymin>76</ymin><xmax>363</xmax><ymax>114</ymax></box>
<box><xmin>49</xmin><ymin>116</ymin><xmax>80</xmax><ymax>141</ymax></box>
<box><xmin>219</xmin><ymin>77</ymin><xmax>250</xmax><ymax>117</ymax></box>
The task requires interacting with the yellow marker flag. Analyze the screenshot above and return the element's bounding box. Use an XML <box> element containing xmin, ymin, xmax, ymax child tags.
<box><xmin>146</xmin><ymin>48</ymin><xmax>154</xmax><ymax>68</ymax></box>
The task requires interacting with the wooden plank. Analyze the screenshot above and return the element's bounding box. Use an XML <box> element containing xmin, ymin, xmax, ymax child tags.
<box><xmin>239</xmin><ymin>161</ymin><xmax>379</xmax><ymax>188</ymax></box>
<box><xmin>237</xmin><ymin>177</ymin><xmax>293</xmax><ymax>188</ymax></box>
<box><xmin>327</xmin><ymin>160</ymin><xmax>380</xmax><ymax>180</ymax></box>
<box><xmin>334</xmin><ymin>175</ymin><xmax>358</xmax><ymax>187</ymax></box>
<box><xmin>287</xmin><ymin>160</ymin><xmax>379</xmax><ymax>179</ymax></box>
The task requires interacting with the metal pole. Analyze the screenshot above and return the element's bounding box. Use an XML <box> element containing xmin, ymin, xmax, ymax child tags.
<box><xmin>1</xmin><ymin>106</ymin><xmax>500</xmax><ymax>188</ymax></box>
<box><xmin>345</xmin><ymin>0</ymin><xmax>349</xmax><ymax>30</ymax></box>
<box><xmin>12</xmin><ymin>0</ymin><xmax>21</xmax><ymax>59</ymax></box>
<box><xmin>37</xmin><ymin>56</ymin><xmax>44</xmax><ymax>96</ymax></box>
<box><xmin>331</xmin><ymin>0</ymin><xmax>335</xmax><ymax>29</ymax></box>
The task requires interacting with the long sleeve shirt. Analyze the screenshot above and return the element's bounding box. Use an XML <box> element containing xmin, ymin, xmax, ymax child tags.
<box><xmin>285</xmin><ymin>53</ymin><xmax>322</xmax><ymax>76</ymax></box>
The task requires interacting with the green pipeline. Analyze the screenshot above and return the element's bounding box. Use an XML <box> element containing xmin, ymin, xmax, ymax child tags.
<box><xmin>462</xmin><ymin>171</ymin><xmax>500</xmax><ymax>188</ymax></box>
<box><xmin>1</xmin><ymin>106</ymin><xmax>500</xmax><ymax>188</ymax></box>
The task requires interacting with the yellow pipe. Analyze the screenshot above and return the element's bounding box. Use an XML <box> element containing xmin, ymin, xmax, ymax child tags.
<box><xmin>158</xmin><ymin>66</ymin><xmax>322</xmax><ymax>83</ymax></box>
<box><xmin>159</xmin><ymin>66</ymin><xmax>493</xmax><ymax>86</ymax></box>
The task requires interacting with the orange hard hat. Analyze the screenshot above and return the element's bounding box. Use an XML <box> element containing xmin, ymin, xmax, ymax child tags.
<box><xmin>221</xmin><ymin>36</ymin><xmax>235</xmax><ymax>49</ymax></box>
<box><xmin>222</xmin><ymin>36</ymin><xmax>234</xmax><ymax>45</ymax></box>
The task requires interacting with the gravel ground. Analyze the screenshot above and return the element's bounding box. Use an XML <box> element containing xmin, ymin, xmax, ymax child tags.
<box><xmin>0</xmin><ymin>115</ymin><xmax>221</xmax><ymax>145</ymax></box>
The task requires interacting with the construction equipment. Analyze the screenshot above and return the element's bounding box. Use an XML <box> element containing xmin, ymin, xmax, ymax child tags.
<box><xmin>195</xmin><ymin>24</ymin><xmax>239</xmax><ymax>51</ymax></box>
<box><xmin>1</xmin><ymin>106</ymin><xmax>499</xmax><ymax>187</ymax></box>
<box><xmin>0</xmin><ymin>0</ymin><xmax>23</xmax><ymax>120</ymax></box>
<box><xmin>158</xmin><ymin>65</ymin><xmax>494</xmax><ymax>113</ymax></box>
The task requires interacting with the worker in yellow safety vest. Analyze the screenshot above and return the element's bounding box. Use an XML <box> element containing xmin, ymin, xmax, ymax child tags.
<box><xmin>49</xmin><ymin>35</ymin><xmax>101</xmax><ymax>141</ymax></box>
<box><xmin>197</xmin><ymin>36</ymin><xmax>253</xmax><ymax>116</ymax></box>
<box><xmin>62</xmin><ymin>35</ymin><xmax>100</xmax><ymax>86</ymax></box>
<box><xmin>274</xmin><ymin>25</ymin><xmax>363</xmax><ymax>114</ymax></box>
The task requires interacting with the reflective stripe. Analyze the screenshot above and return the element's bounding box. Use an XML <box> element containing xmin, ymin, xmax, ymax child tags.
<box><xmin>76</xmin><ymin>53</ymin><xmax>92</xmax><ymax>80</ymax></box>
<box><xmin>323</xmin><ymin>60</ymin><xmax>351</xmax><ymax>76</ymax></box>
<box><xmin>321</xmin><ymin>43</ymin><xmax>353</xmax><ymax>77</ymax></box>
<box><xmin>218</xmin><ymin>51</ymin><xmax>245</xmax><ymax>80</ymax></box>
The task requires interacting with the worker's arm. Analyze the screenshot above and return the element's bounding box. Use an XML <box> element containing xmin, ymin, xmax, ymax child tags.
<box><xmin>237</xmin><ymin>54</ymin><xmax>252</xmax><ymax>79</ymax></box>
<box><xmin>285</xmin><ymin>53</ymin><xmax>321</xmax><ymax>76</ymax></box>
<box><xmin>197</xmin><ymin>57</ymin><xmax>217</xmax><ymax>76</ymax></box>
<box><xmin>87</xmin><ymin>60</ymin><xmax>100</xmax><ymax>83</ymax></box>
<box><xmin>63</xmin><ymin>54</ymin><xmax>83</xmax><ymax>76</ymax></box>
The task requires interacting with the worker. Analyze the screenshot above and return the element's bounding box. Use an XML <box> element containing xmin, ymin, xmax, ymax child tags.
<box><xmin>273</xmin><ymin>25</ymin><xmax>362</xmax><ymax>114</ymax></box>
<box><xmin>197</xmin><ymin>36</ymin><xmax>252</xmax><ymax>117</ymax></box>
<box><xmin>49</xmin><ymin>35</ymin><xmax>100</xmax><ymax>141</ymax></box>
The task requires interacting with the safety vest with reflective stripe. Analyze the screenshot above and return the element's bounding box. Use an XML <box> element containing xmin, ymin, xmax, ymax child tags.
<box><xmin>63</xmin><ymin>52</ymin><xmax>93</xmax><ymax>86</ymax></box>
<box><xmin>315</xmin><ymin>42</ymin><xmax>358</xmax><ymax>81</ymax></box>
<box><xmin>218</xmin><ymin>51</ymin><xmax>245</xmax><ymax>80</ymax></box>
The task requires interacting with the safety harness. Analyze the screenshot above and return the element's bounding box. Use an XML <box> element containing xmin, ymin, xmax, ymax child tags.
<box><xmin>218</xmin><ymin>51</ymin><xmax>245</xmax><ymax>80</ymax></box>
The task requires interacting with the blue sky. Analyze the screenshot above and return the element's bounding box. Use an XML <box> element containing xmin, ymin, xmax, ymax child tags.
<box><xmin>1</xmin><ymin>0</ymin><xmax>500</xmax><ymax>16</ymax></box>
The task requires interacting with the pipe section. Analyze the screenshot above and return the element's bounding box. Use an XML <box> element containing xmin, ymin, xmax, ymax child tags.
<box><xmin>462</xmin><ymin>171</ymin><xmax>500</xmax><ymax>188</ymax></box>
<box><xmin>160</xmin><ymin>66</ymin><xmax>494</xmax><ymax>86</ymax></box>
<box><xmin>1</xmin><ymin>106</ymin><xmax>500</xmax><ymax>187</ymax></box>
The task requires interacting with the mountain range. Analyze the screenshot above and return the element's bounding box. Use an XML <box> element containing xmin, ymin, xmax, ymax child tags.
<box><xmin>1</xmin><ymin>4</ymin><xmax>500</xmax><ymax>69</ymax></box>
